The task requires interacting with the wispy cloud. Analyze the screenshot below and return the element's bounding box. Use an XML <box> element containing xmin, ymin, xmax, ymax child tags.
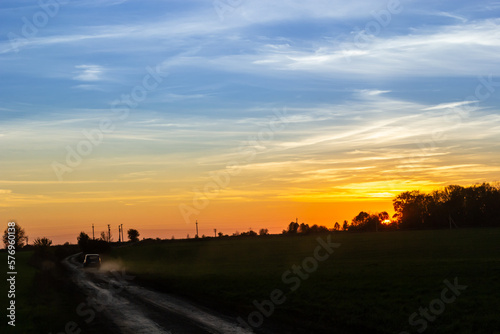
<box><xmin>172</xmin><ymin>19</ymin><xmax>500</xmax><ymax>78</ymax></box>
<box><xmin>73</xmin><ymin>64</ymin><xmax>105</xmax><ymax>81</ymax></box>
<box><xmin>362</xmin><ymin>90</ymin><xmax>391</xmax><ymax>96</ymax></box>
<box><xmin>430</xmin><ymin>11</ymin><xmax>468</xmax><ymax>23</ymax></box>
<box><xmin>423</xmin><ymin>101</ymin><xmax>476</xmax><ymax>111</ymax></box>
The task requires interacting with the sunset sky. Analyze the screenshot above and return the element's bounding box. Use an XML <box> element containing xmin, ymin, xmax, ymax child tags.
<box><xmin>1</xmin><ymin>0</ymin><xmax>500</xmax><ymax>244</ymax></box>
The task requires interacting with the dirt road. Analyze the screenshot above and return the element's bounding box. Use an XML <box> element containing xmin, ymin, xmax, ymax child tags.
<box><xmin>63</xmin><ymin>254</ymin><xmax>253</xmax><ymax>334</ymax></box>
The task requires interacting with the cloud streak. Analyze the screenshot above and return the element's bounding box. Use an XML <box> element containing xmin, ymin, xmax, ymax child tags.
<box><xmin>73</xmin><ymin>64</ymin><xmax>105</xmax><ymax>81</ymax></box>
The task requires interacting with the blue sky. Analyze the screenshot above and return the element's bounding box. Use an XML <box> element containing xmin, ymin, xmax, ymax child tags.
<box><xmin>1</xmin><ymin>0</ymin><xmax>500</xmax><ymax>242</ymax></box>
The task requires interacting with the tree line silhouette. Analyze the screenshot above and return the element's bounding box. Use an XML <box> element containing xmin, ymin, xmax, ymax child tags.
<box><xmin>393</xmin><ymin>183</ymin><xmax>500</xmax><ymax>229</ymax></box>
<box><xmin>283</xmin><ymin>183</ymin><xmax>500</xmax><ymax>233</ymax></box>
<box><xmin>76</xmin><ymin>228</ymin><xmax>141</xmax><ymax>253</ymax></box>
<box><xmin>3</xmin><ymin>183</ymin><xmax>500</xmax><ymax>252</ymax></box>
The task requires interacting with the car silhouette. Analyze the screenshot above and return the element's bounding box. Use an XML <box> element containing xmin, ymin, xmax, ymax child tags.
<box><xmin>83</xmin><ymin>254</ymin><xmax>101</xmax><ymax>269</ymax></box>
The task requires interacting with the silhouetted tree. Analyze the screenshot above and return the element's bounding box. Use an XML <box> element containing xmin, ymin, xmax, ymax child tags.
<box><xmin>32</xmin><ymin>237</ymin><xmax>53</xmax><ymax>259</ymax></box>
<box><xmin>286</xmin><ymin>221</ymin><xmax>299</xmax><ymax>234</ymax></box>
<box><xmin>350</xmin><ymin>212</ymin><xmax>380</xmax><ymax>231</ymax></box>
<box><xmin>241</xmin><ymin>229</ymin><xmax>257</xmax><ymax>237</ymax></box>
<box><xmin>33</xmin><ymin>237</ymin><xmax>52</xmax><ymax>248</ymax></box>
<box><xmin>259</xmin><ymin>228</ymin><xmax>269</xmax><ymax>236</ymax></box>
<box><xmin>3</xmin><ymin>223</ymin><xmax>27</xmax><ymax>249</ymax></box>
<box><xmin>342</xmin><ymin>220</ymin><xmax>348</xmax><ymax>231</ymax></box>
<box><xmin>309</xmin><ymin>224</ymin><xmax>330</xmax><ymax>234</ymax></box>
<box><xmin>299</xmin><ymin>223</ymin><xmax>310</xmax><ymax>234</ymax></box>
<box><xmin>334</xmin><ymin>222</ymin><xmax>340</xmax><ymax>231</ymax></box>
<box><xmin>128</xmin><ymin>229</ymin><xmax>140</xmax><ymax>242</ymax></box>
<box><xmin>378</xmin><ymin>211</ymin><xmax>390</xmax><ymax>222</ymax></box>
<box><xmin>393</xmin><ymin>183</ymin><xmax>500</xmax><ymax>229</ymax></box>
<box><xmin>76</xmin><ymin>231</ymin><xmax>110</xmax><ymax>254</ymax></box>
<box><xmin>77</xmin><ymin>232</ymin><xmax>90</xmax><ymax>250</ymax></box>
<box><xmin>393</xmin><ymin>191</ymin><xmax>431</xmax><ymax>229</ymax></box>
<box><xmin>28</xmin><ymin>236</ymin><xmax>55</xmax><ymax>266</ymax></box>
<box><xmin>350</xmin><ymin>211</ymin><xmax>369</xmax><ymax>230</ymax></box>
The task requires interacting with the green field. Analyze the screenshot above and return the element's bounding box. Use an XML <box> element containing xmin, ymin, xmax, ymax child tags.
<box><xmin>109</xmin><ymin>229</ymin><xmax>500</xmax><ymax>333</ymax></box>
<box><xmin>0</xmin><ymin>252</ymin><xmax>37</xmax><ymax>333</ymax></box>
<box><xmin>0</xmin><ymin>249</ymin><xmax>112</xmax><ymax>334</ymax></box>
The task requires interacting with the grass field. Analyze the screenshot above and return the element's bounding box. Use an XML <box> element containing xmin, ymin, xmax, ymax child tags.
<box><xmin>0</xmin><ymin>249</ymin><xmax>112</xmax><ymax>334</ymax></box>
<box><xmin>109</xmin><ymin>229</ymin><xmax>500</xmax><ymax>334</ymax></box>
<box><xmin>0</xmin><ymin>251</ymin><xmax>37</xmax><ymax>333</ymax></box>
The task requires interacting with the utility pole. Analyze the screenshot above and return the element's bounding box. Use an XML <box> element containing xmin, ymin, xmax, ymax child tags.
<box><xmin>121</xmin><ymin>224</ymin><xmax>124</xmax><ymax>242</ymax></box>
<box><xmin>196</xmin><ymin>220</ymin><xmax>199</xmax><ymax>238</ymax></box>
<box><xmin>92</xmin><ymin>224</ymin><xmax>95</xmax><ymax>240</ymax></box>
<box><xmin>118</xmin><ymin>225</ymin><xmax>121</xmax><ymax>242</ymax></box>
<box><xmin>107</xmin><ymin>224</ymin><xmax>111</xmax><ymax>242</ymax></box>
<box><xmin>214</xmin><ymin>228</ymin><xmax>217</xmax><ymax>237</ymax></box>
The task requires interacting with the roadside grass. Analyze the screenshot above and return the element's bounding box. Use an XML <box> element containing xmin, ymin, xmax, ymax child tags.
<box><xmin>0</xmin><ymin>251</ymin><xmax>37</xmax><ymax>333</ymax></box>
<box><xmin>0</xmin><ymin>248</ymin><xmax>113</xmax><ymax>334</ymax></box>
<box><xmin>109</xmin><ymin>228</ymin><xmax>500</xmax><ymax>333</ymax></box>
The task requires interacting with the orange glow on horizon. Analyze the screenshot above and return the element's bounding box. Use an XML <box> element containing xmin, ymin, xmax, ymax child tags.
<box><xmin>3</xmin><ymin>195</ymin><xmax>396</xmax><ymax>245</ymax></box>
<box><xmin>4</xmin><ymin>174</ymin><xmax>497</xmax><ymax>245</ymax></box>
<box><xmin>2</xmin><ymin>152</ymin><xmax>496</xmax><ymax>246</ymax></box>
